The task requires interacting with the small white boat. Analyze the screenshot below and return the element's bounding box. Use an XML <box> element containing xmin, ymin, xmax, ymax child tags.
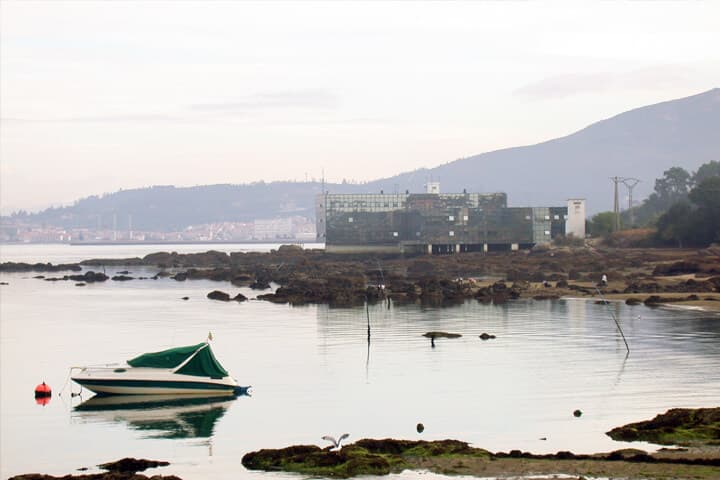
<box><xmin>71</xmin><ymin>340</ymin><xmax>246</xmax><ymax>395</ymax></box>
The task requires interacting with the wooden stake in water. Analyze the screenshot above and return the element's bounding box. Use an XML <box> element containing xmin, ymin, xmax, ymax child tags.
<box><xmin>366</xmin><ymin>300</ymin><xmax>371</xmax><ymax>344</ymax></box>
<box><xmin>595</xmin><ymin>287</ymin><xmax>630</xmax><ymax>354</ymax></box>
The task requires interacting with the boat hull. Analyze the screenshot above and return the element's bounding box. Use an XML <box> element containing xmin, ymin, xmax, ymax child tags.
<box><xmin>72</xmin><ymin>366</ymin><xmax>239</xmax><ymax>395</ymax></box>
<box><xmin>72</xmin><ymin>378</ymin><xmax>238</xmax><ymax>395</ymax></box>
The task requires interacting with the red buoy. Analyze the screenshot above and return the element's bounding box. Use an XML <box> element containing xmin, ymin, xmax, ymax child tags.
<box><xmin>34</xmin><ymin>382</ymin><xmax>52</xmax><ymax>399</ymax></box>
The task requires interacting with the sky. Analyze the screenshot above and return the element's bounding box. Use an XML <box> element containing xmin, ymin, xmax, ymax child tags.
<box><xmin>1</xmin><ymin>1</ymin><xmax>719</xmax><ymax>214</ymax></box>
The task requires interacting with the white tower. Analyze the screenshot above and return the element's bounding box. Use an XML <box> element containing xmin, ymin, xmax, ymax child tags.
<box><xmin>566</xmin><ymin>199</ymin><xmax>586</xmax><ymax>238</ymax></box>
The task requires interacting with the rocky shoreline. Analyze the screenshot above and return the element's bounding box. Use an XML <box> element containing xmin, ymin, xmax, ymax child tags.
<box><xmin>3</xmin><ymin>244</ymin><xmax>720</xmax><ymax>310</ymax></box>
<box><xmin>241</xmin><ymin>440</ymin><xmax>720</xmax><ymax>478</ymax></box>
<box><xmin>241</xmin><ymin>408</ymin><xmax>720</xmax><ymax>478</ymax></box>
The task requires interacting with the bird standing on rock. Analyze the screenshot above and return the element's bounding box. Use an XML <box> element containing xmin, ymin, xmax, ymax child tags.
<box><xmin>322</xmin><ymin>433</ymin><xmax>350</xmax><ymax>450</ymax></box>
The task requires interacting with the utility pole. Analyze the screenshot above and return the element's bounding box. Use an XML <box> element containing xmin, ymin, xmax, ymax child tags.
<box><xmin>610</xmin><ymin>177</ymin><xmax>622</xmax><ymax>232</ymax></box>
<box><xmin>620</xmin><ymin>178</ymin><xmax>641</xmax><ymax>227</ymax></box>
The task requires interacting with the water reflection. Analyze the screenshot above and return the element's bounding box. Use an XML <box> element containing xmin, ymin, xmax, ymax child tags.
<box><xmin>73</xmin><ymin>393</ymin><xmax>245</xmax><ymax>439</ymax></box>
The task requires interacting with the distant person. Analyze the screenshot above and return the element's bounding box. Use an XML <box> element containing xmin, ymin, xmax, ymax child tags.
<box><xmin>600</xmin><ymin>274</ymin><xmax>608</xmax><ymax>287</ymax></box>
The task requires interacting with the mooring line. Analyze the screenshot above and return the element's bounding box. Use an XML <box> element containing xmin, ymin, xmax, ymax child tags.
<box><xmin>595</xmin><ymin>287</ymin><xmax>630</xmax><ymax>354</ymax></box>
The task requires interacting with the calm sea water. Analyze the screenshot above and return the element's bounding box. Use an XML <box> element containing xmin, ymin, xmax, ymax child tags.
<box><xmin>1</xmin><ymin>244</ymin><xmax>719</xmax><ymax>479</ymax></box>
<box><xmin>0</xmin><ymin>243</ymin><xmax>324</xmax><ymax>264</ymax></box>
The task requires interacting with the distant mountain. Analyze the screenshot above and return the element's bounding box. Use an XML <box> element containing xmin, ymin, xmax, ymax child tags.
<box><xmin>4</xmin><ymin>89</ymin><xmax>718</xmax><ymax>230</ymax></box>
<box><xmin>5</xmin><ymin>182</ymin><xmax>364</xmax><ymax>232</ymax></box>
<box><xmin>365</xmin><ymin>88</ymin><xmax>720</xmax><ymax>213</ymax></box>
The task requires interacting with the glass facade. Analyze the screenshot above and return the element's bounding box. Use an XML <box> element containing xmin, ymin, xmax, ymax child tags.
<box><xmin>326</xmin><ymin>194</ymin><xmax>407</xmax><ymax>213</ymax></box>
<box><xmin>318</xmin><ymin>191</ymin><xmax>568</xmax><ymax>249</ymax></box>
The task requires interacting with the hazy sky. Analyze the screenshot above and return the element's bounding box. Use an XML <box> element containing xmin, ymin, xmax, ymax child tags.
<box><xmin>1</xmin><ymin>1</ymin><xmax>719</xmax><ymax>214</ymax></box>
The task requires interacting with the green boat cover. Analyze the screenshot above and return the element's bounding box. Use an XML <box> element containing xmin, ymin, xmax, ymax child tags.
<box><xmin>175</xmin><ymin>344</ymin><xmax>229</xmax><ymax>378</ymax></box>
<box><xmin>127</xmin><ymin>343</ymin><xmax>229</xmax><ymax>378</ymax></box>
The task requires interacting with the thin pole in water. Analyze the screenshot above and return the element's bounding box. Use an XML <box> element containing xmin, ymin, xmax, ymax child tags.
<box><xmin>366</xmin><ymin>300</ymin><xmax>371</xmax><ymax>344</ymax></box>
<box><xmin>365</xmin><ymin>304</ymin><xmax>371</xmax><ymax>382</ymax></box>
<box><xmin>595</xmin><ymin>287</ymin><xmax>630</xmax><ymax>354</ymax></box>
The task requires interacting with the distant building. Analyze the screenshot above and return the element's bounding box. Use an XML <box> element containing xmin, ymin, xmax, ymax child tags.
<box><xmin>316</xmin><ymin>184</ymin><xmax>585</xmax><ymax>254</ymax></box>
<box><xmin>253</xmin><ymin>218</ymin><xmax>294</xmax><ymax>240</ymax></box>
<box><xmin>425</xmin><ymin>181</ymin><xmax>440</xmax><ymax>194</ymax></box>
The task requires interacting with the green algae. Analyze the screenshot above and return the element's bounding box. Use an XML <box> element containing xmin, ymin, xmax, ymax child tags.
<box><xmin>241</xmin><ymin>439</ymin><xmax>489</xmax><ymax>478</ymax></box>
<box><xmin>607</xmin><ymin>407</ymin><xmax>720</xmax><ymax>446</ymax></box>
<box><xmin>241</xmin><ymin>437</ymin><xmax>720</xmax><ymax>479</ymax></box>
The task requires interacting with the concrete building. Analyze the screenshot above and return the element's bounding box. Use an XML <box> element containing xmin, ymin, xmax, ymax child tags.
<box><xmin>316</xmin><ymin>185</ymin><xmax>585</xmax><ymax>254</ymax></box>
<box><xmin>566</xmin><ymin>198</ymin><xmax>586</xmax><ymax>238</ymax></box>
<box><xmin>253</xmin><ymin>218</ymin><xmax>294</xmax><ymax>240</ymax></box>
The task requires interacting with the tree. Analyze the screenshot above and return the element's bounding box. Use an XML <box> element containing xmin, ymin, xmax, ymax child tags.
<box><xmin>690</xmin><ymin>175</ymin><xmax>720</xmax><ymax>210</ymax></box>
<box><xmin>655</xmin><ymin>177</ymin><xmax>720</xmax><ymax>247</ymax></box>
<box><xmin>625</xmin><ymin>166</ymin><xmax>692</xmax><ymax>227</ymax></box>
<box><xmin>588</xmin><ymin>211</ymin><xmax>615</xmax><ymax>237</ymax></box>
<box><xmin>623</xmin><ymin>160</ymin><xmax>719</xmax><ymax>236</ymax></box>
<box><xmin>655</xmin><ymin>201</ymin><xmax>694</xmax><ymax>247</ymax></box>
<box><xmin>654</xmin><ymin>167</ymin><xmax>691</xmax><ymax>205</ymax></box>
<box><xmin>687</xmin><ymin>176</ymin><xmax>720</xmax><ymax>245</ymax></box>
<box><xmin>692</xmin><ymin>160</ymin><xmax>720</xmax><ymax>185</ymax></box>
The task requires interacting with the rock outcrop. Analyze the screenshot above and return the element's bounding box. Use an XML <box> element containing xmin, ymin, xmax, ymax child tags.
<box><xmin>207</xmin><ymin>290</ymin><xmax>247</xmax><ymax>302</ymax></box>
<box><xmin>1</xmin><ymin>262</ymin><xmax>81</xmax><ymax>272</ymax></box>
<box><xmin>607</xmin><ymin>407</ymin><xmax>720</xmax><ymax>446</ymax></box>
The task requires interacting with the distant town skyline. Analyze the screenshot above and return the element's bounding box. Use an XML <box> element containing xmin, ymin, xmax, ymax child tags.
<box><xmin>2</xmin><ymin>1</ymin><xmax>719</xmax><ymax>214</ymax></box>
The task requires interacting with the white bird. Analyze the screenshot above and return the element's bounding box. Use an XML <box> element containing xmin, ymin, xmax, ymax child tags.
<box><xmin>321</xmin><ymin>433</ymin><xmax>350</xmax><ymax>450</ymax></box>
